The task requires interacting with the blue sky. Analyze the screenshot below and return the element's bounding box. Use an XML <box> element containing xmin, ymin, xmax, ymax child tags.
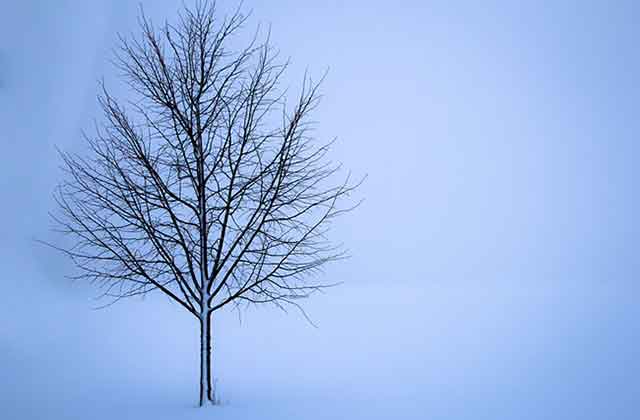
<box><xmin>1</xmin><ymin>1</ymin><xmax>639</xmax><ymax>419</ymax></box>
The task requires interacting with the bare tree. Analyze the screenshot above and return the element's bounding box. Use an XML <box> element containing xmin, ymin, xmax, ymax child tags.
<box><xmin>49</xmin><ymin>1</ymin><xmax>359</xmax><ymax>406</ymax></box>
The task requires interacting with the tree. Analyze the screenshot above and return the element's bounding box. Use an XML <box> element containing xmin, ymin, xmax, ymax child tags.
<box><xmin>49</xmin><ymin>1</ymin><xmax>359</xmax><ymax>406</ymax></box>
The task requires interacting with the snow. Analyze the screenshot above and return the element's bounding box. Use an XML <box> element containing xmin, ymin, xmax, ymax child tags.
<box><xmin>2</xmin><ymin>262</ymin><xmax>639</xmax><ymax>419</ymax></box>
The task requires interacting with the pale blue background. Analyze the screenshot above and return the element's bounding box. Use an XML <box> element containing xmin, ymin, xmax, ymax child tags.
<box><xmin>1</xmin><ymin>1</ymin><xmax>639</xmax><ymax>419</ymax></box>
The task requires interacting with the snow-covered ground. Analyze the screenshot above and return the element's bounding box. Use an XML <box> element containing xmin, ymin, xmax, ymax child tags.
<box><xmin>2</xmin><ymin>254</ymin><xmax>638</xmax><ymax>419</ymax></box>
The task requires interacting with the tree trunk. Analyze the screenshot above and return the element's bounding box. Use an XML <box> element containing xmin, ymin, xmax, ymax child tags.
<box><xmin>199</xmin><ymin>313</ymin><xmax>213</xmax><ymax>406</ymax></box>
